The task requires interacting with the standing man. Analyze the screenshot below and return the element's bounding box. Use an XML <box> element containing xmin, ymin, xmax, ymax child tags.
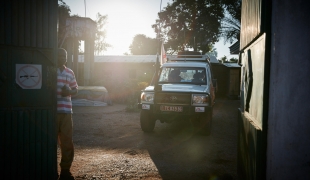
<box><xmin>57</xmin><ymin>48</ymin><xmax>78</xmax><ymax>180</ymax></box>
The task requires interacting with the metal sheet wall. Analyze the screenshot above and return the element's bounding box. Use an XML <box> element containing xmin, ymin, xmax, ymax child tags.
<box><xmin>0</xmin><ymin>0</ymin><xmax>58</xmax><ymax>179</ymax></box>
<box><xmin>210</xmin><ymin>64</ymin><xmax>228</xmax><ymax>97</ymax></box>
<box><xmin>238</xmin><ymin>32</ymin><xmax>268</xmax><ymax>180</ymax></box>
<box><xmin>238</xmin><ymin>110</ymin><xmax>264</xmax><ymax>180</ymax></box>
<box><xmin>0</xmin><ymin>109</ymin><xmax>56</xmax><ymax>179</ymax></box>
<box><xmin>227</xmin><ymin>68</ymin><xmax>241</xmax><ymax>98</ymax></box>
<box><xmin>0</xmin><ymin>0</ymin><xmax>56</xmax><ymax>48</ymax></box>
<box><xmin>238</xmin><ymin>0</ymin><xmax>271</xmax><ymax>178</ymax></box>
<box><xmin>240</xmin><ymin>0</ymin><xmax>265</xmax><ymax>50</ymax></box>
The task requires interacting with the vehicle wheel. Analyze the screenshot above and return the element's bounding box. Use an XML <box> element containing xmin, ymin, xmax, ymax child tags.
<box><xmin>199</xmin><ymin>109</ymin><xmax>213</xmax><ymax>136</ymax></box>
<box><xmin>140</xmin><ymin>110</ymin><xmax>156</xmax><ymax>132</ymax></box>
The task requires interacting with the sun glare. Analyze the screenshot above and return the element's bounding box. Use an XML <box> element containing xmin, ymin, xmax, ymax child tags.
<box><xmin>102</xmin><ymin>1</ymin><xmax>156</xmax><ymax>55</ymax></box>
<box><xmin>66</xmin><ymin>0</ymin><xmax>168</xmax><ymax>55</ymax></box>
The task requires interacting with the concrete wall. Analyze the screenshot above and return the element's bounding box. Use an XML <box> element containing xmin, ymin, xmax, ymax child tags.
<box><xmin>267</xmin><ymin>1</ymin><xmax>310</xmax><ymax>179</ymax></box>
<box><xmin>77</xmin><ymin>62</ymin><xmax>155</xmax><ymax>102</ymax></box>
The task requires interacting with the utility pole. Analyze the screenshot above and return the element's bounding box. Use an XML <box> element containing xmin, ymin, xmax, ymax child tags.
<box><xmin>152</xmin><ymin>0</ymin><xmax>163</xmax><ymax>86</ymax></box>
<box><xmin>155</xmin><ymin>0</ymin><xmax>163</xmax><ymax>71</ymax></box>
<box><xmin>84</xmin><ymin>0</ymin><xmax>86</xmax><ymax>17</ymax></box>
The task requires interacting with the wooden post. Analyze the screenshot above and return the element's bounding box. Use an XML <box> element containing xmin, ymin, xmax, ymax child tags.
<box><xmin>73</xmin><ymin>38</ymin><xmax>79</xmax><ymax>82</ymax></box>
<box><xmin>66</xmin><ymin>38</ymin><xmax>73</xmax><ymax>69</ymax></box>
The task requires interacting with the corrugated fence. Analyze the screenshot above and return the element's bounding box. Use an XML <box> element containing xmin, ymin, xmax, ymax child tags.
<box><xmin>0</xmin><ymin>0</ymin><xmax>58</xmax><ymax>179</ymax></box>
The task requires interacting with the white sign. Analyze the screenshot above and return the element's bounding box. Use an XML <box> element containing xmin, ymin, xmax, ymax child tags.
<box><xmin>142</xmin><ymin>104</ymin><xmax>150</xmax><ymax>110</ymax></box>
<box><xmin>16</xmin><ymin>64</ymin><xmax>42</xmax><ymax>89</ymax></box>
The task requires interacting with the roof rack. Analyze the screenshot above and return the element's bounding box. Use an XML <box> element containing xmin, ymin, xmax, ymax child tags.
<box><xmin>167</xmin><ymin>54</ymin><xmax>210</xmax><ymax>62</ymax></box>
<box><xmin>167</xmin><ymin>51</ymin><xmax>210</xmax><ymax>62</ymax></box>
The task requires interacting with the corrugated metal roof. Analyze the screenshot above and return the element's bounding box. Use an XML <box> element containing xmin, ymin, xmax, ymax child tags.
<box><xmin>78</xmin><ymin>54</ymin><xmax>220</xmax><ymax>63</ymax></box>
<box><xmin>79</xmin><ymin>55</ymin><xmax>157</xmax><ymax>63</ymax></box>
<box><xmin>240</xmin><ymin>0</ymin><xmax>263</xmax><ymax>50</ymax></box>
<box><xmin>229</xmin><ymin>41</ymin><xmax>240</xmax><ymax>55</ymax></box>
<box><xmin>223</xmin><ymin>63</ymin><xmax>241</xmax><ymax>68</ymax></box>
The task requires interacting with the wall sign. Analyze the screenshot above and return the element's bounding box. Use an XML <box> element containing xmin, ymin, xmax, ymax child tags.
<box><xmin>16</xmin><ymin>64</ymin><xmax>42</xmax><ymax>89</ymax></box>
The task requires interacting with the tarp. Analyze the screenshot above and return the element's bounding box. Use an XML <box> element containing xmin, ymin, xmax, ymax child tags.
<box><xmin>72</xmin><ymin>86</ymin><xmax>111</xmax><ymax>106</ymax></box>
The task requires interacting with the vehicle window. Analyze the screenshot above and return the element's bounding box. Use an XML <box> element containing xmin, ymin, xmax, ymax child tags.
<box><xmin>158</xmin><ymin>67</ymin><xmax>207</xmax><ymax>84</ymax></box>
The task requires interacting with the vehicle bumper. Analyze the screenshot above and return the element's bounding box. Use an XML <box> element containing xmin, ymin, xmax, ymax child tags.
<box><xmin>138</xmin><ymin>103</ymin><xmax>211</xmax><ymax>119</ymax></box>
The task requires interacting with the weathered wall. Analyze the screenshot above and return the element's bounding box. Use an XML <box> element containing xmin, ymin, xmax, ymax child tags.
<box><xmin>266</xmin><ymin>1</ymin><xmax>310</xmax><ymax>179</ymax></box>
<box><xmin>238</xmin><ymin>33</ymin><xmax>268</xmax><ymax>180</ymax></box>
<box><xmin>78</xmin><ymin>62</ymin><xmax>155</xmax><ymax>102</ymax></box>
<box><xmin>238</xmin><ymin>0</ymin><xmax>270</xmax><ymax>178</ymax></box>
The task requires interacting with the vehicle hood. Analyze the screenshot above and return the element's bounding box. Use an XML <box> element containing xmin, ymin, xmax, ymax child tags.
<box><xmin>144</xmin><ymin>84</ymin><xmax>209</xmax><ymax>93</ymax></box>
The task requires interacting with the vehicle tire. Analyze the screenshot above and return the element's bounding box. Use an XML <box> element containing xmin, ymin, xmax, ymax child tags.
<box><xmin>140</xmin><ymin>110</ymin><xmax>156</xmax><ymax>132</ymax></box>
<box><xmin>199</xmin><ymin>109</ymin><xmax>213</xmax><ymax>136</ymax></box>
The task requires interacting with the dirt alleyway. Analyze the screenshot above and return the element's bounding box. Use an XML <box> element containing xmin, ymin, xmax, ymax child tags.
<box><xmin>57</xmin><ymin>98</ymin><xmax>240</xmax><ymax>180</ymax></box>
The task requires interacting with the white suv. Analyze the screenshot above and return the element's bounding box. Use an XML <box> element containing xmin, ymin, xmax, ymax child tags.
<box><xmin>138</xmin><ymin>51</ymin><xmax>216</xmax><ymax>135</ymax></box>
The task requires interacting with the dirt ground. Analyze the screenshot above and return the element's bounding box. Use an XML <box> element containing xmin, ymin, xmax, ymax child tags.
<box><xmin>57</xmin><ymin>98</ymin><xmax>240</xmax><ymax>180</ymax></box>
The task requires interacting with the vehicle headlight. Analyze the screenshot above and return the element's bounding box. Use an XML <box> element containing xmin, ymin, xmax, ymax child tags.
<box><xmin>141</xmin><ymin>92</ymin><xmax>154</xmax><ymax>103</ymax></box>
<box><xmin>192</xmin><ymin>94</ymin><xmax>209</xmax><ymax>106</ymax></box>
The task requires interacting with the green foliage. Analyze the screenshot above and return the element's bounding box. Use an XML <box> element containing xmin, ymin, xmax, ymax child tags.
<box><xmin>124</xmin><ymin>73</ymin><xmax>152</xmax><ymax>112</ymax></box>
<box><xmin>57</xmin><ymin>2</ymin><xmax>110</xmax><ymax>54</ymax></box>
<box><xmin>221</xmin><ymin>0</ymin><xmax>242</xmax><ymax>22</ymax></box>
<box><xmin>206</xmin><ymin>46</ymin><xmax>218</xmax><ymax>57</ymax></box>
<box><xmin>220</xmin><ymin>55</ymin><xmax>228</xmax><ymax>62</ymax></box>
<box><xmin>229</xmin><ymin>57</ymin><xmax>238</xmax><ymax>63</ymax></box>
<box><xmin>95</xmin><ymin>13</ymin><xmax>111</xmax><ymax>55</ymax></box>
<box><xmin>58</xmin><ymin>0</ymin><xmax>71</xmax><ymax>48</ymax></box>
<box><xmin>153</xmin><ymin>0</ymin><xmax>224</xmax><ymax>54</ymax></box>
<box><xmin>93</xmin><ymin>74</ymin><xmax>150</xmax><ymax>112</ymax></box>
<box><xmin>220</xmin><ymin>0</ymin><xmax>241</xmax><ymax>44</ymax></box>
<box><xmin>124</xmin><ymin>79</ymin><xmax>149</xmax><ymax>112</ymax></box>
<box><xmin>221</xmin><ymin>15</ymin><xmax>240</xmax><ymax>44</ymax></box>
<box><xmin>219</xmin><ymin>56</ymin><xmax>238</xmax><ymax>63</ymax></box>
<box><xmin>137</xmin><ymin>71</ymin><xmax>153</xmax><ymax>83</ymax></box>
<box><xmin>138</xmin><ymin>82</ymin><xmax>149</xmax><ymax>90</ymax></box>
<box><xmin>129</xmin><ymin>34</ymin><xmax>158</xmax><ymax>55</ymax></box>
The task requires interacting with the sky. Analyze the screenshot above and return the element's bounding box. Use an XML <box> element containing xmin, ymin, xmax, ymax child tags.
<box><xmin>63</xmin><ymin>0</ymin><xmax>237</xmax><ymax>59</ymax></box>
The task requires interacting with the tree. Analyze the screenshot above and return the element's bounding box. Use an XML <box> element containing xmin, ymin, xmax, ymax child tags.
<box><xmin>153</xmin><ymin>0</ymin><xmax>224</xmax><ymax>54</ymax></box>
<box><xmin>58</xmin><ymin>0</ymin><xmax>71</xmax><ymax>48</ymax></box>
<box><xmin>58</xmin><ymin>1</ymin><xmax>110</xmax><ymax>54</ymax></box>
<box><xmin>129</xmin><ymin>34</ymin><xmax>158</xmax><ymax>55</ymax></box>
<box><xmin>229</xmin><ymin>57</ymin><xmax>238</xmax><ymax>62</ymax></box>
<box><xmin>94</xmin><ymin>13</ymin><xmax>111</xmax><ymax>55</ymax></box>
<box><xmin>220</xmin><ymin>0</ymin><xmax>241</xmax><ymax>43</ymax></box>
<box><xmin>222</xmin><ymin>0</ymin><xmax>241</xmax><ymax>22</ymax></box>
<box><xmin>206</xmin><ymin>46</ymin><xmax>218</xmax><ymax>57</ymax></box>
<box><xmin>220</xmin><ymin>55</ymin><xmax>228</xmax><ymax>62</ymax></box>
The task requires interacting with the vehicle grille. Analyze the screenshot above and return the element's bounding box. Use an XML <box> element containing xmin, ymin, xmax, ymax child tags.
<box><xmin>155</xmin><ymin>93</ymin><xmax>191</xmax><ymax>105</ymax></box>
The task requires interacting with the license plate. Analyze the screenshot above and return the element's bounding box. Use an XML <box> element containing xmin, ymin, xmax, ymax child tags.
<box><xmin>160</xmin><ymin>105</ymin><xmax>183</xmax><ymax>112</ymax></box>
<box><xmin>142</xmin><ymin>104</ymin><xmax>150</xmax><ymax>110</ymax></box>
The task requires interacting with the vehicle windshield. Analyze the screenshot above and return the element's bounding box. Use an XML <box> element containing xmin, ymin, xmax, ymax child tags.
<box><xmin>158</xmin><ymin>67</ymin><xmax>206</xmax><ymax>84</ymax></box>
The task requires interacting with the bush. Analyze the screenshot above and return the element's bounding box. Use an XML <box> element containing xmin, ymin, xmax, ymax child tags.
<box><xmin>125</xmin><ymin>80</ymin><xmax>149</xmax><ymax>112</ymax></box>
<box><xmin>90</xmin><ymin>74</ymin><xmax>151</xmax><ymax>109</ymax></box>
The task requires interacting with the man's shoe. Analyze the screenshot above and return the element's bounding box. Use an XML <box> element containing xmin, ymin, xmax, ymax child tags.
<box><xmin>59</xmin><ymin>169</ymin><xmax>75</xmax><ymax>180</ymax></box>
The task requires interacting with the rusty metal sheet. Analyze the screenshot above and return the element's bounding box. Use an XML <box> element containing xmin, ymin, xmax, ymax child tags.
<box><xmin>240</xmin><ymin>0</ymin><xmax>264</xmax><ymax>50</ymax></box>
